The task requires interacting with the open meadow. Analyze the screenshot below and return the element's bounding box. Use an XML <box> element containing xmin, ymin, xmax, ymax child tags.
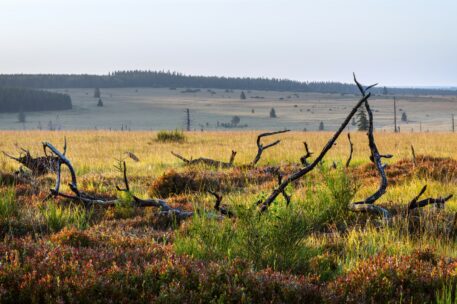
<box><xmin>1</xmin><ymin>129</ymin><xmax>457</xmax><ymax>302</ymax></box>
<box><xmin>1</xmin><ymin>87</ymin><xmax>457</xmax><ymax>132</ymax></box>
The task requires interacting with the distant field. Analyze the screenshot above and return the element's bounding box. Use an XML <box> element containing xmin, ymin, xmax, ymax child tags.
<box><xmin>0</xmin><ymin>88</ymin><xmax>456</xmax><ymax>131</ymax></box>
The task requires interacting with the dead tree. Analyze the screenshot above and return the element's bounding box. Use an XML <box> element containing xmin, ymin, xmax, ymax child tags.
<box><xmin>258</xmin><ymin>75</ymin><xmax>373</xmax><ymax>212</ymax></box>
<box><xmin>347</xmin><ymin>77</ymin><xmax>392</xmax><ymax>219</ymax></box>
<box><xmin>3</xmin><ymin>144</ymin><xmax>62</xmax><ymax>176</ymax></box>
<box><xmin>43</xmin><ymin>141</ymin><xmax>230</xmax><ymax>220</ymax></box>
<box><xmin>171</xmin><ymin>150</ymin><xmax>237</xmax><ymax>168</ymax></box>
<box><xmin>347</xmin><ymin>76</ymin><xmax>451</xmax><ymax>220</ymax></box>
<box><xmin>251</xmin><ymin>130</ymin><xmax>290</xmax><ymax>166</ymax></box>
<box><xmin>345</xmin><ymin>133</ymin><xmax>353</xmax><ymax>168</ymax></box>
<box><xmin>300</xmin><ymin>142</ymin><xmax>313</xmax><ymax>166</ymax></box>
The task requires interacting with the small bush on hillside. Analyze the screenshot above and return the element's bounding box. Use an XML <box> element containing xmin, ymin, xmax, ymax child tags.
<box><xmin>156</xmin><ymin>130</ymin><xmax>186</xmax><ymax>143</ymax></box>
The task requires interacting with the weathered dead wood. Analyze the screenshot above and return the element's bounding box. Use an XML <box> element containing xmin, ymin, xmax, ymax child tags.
<box><xmin>3</xmin><ymin>146</ymin><xmax>60</xmax><ymax>176</ymax></box>
<box><xmin>411</xmin><ymin>145</ymin><xmax>417</xmax><ymax>166</ymax></box>
<box><xmin>44</xmin><ymin>141</ymin><xmax>231</xmax><ymax>220</ymax></box>
<box><xmin>348</xmin><ymin>75</ymin><xmax>392</xmax><ymax>219</ymax></box>
<box><xmin>171</xmin><ymin>150</ymin><xmax>237</xmax><ymax>168</ymax></box>
<box><xmin>125</xmin><ymin>151</ymin><xmax>140</xmax><ymax>162</ymax></box>
<box><xmin>345</xmin><ymin>133</ymin><xmax>353</xmax><ymax>168</ymax></box>
<box><xmin>251</xmin><ymin>130</ymin><xmax>290</xmax><ymax>166</ymax></box>
<box><xmin>208</xmin><ymin>190</ymin><xmax>234</xmax><ymax>217</ymax></box>
<box><xmin>259</xmin><ymin>75</ymin><xmax>373</xmax><ymax>212</ymax></box>
<box><xmin>300</xmin><ymin>142</ymin><xmax>313</xmax><ymax>166</ymax></box>
<box><xmin>408</xmin><ymin>185</ymin><xmax>453</xmax><ymax>211</ymax></box>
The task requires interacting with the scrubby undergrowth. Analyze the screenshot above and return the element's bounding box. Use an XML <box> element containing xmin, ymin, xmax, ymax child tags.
<box><xmin>1</xmin><ymin>129</ymin><xmax>457</xmax><ymax>303</ymax></box>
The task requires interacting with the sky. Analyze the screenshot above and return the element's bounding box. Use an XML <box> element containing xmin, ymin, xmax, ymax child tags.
<box><xmin>1</xmin><ymin>0</ymin><xmax>456</xmax><ymax>87</ymax></box>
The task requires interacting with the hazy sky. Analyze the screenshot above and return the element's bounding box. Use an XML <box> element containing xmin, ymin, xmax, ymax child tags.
<box><xmin>1</xmin><ymin>0</ymin><xmax>456</xmax><ymax>86</ymax></box>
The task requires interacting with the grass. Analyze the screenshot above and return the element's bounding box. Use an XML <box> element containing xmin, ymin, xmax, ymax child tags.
<box><xmin>40</xmin><ymin>201</ymin><xmax>93</xmax><ymax>232</ymax></box>
<box><xmin>1</xmin><ymin>130</ymin><xmax>457</xmax><ymax>302</ymax></box>
<box><xmin>156</xmin><ymin>129</ymin><xmax>186</xmax><ymax>143</ymax></box>
<box><xmin>0</xmin><ymin>187</ymin><xmax>18</xmax><ymax>221</ymax></box>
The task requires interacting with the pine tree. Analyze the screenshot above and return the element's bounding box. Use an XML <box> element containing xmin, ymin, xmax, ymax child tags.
<box><xmin>357</xmin><ymin>108</ymin><xmax>369</xmax><ymax>131</ymax></box>
<box><xmin>401</xmin><ymin>111</ymin><xmax>408</xmax><ymax>122</ymax></box>
<box><xmin>382</xmin><ymin>86</ymin><xmax>388</xmax><ymax>95</ymax></box>
<box><xmin>319</xmin><ymin>121</ymin><xmax>324</xmax><ymax>131</ymax></box>
<box><xmin>240</xmin><ymin>91</ymin><xmax>246</xmax><ymax>100</ymax></box>
<box><xmin>269</xmin><ymin>108</ymin><xmax>277</xmax><ymax>118</ymax></box>
<box><xmin>97</xmin><ymin>98</ymin><xmax>104</xmax><ymax>107</ymax></box>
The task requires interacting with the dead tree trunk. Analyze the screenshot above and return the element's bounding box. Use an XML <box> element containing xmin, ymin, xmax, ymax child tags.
<box><xmin>258</xmin><ymin>75</ymin><xmax>374</xmax><ymax>212</ymax></box>
<box><xmin>3</xmin><ymin>145</ymin><xmax>61</xmax><ymax>176</ymax></box>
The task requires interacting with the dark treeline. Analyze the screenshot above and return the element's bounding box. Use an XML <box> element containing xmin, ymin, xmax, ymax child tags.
<box><xmin>0</xmin><ymin>87</ymin><xmax>72</xmax><ymax>113</ymax></box>
<box><xmin>0</xmin><ymin>71</ymin><xmax>456</xmax><ymax>96</ymax></box>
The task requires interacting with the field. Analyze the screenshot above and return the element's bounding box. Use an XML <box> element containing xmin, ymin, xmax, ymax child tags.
<box><xmin>1</xmin><ymin>88</ymin><xmax>457</xmax><ymax>131</ymax></box>
<box><xmin>1</xmin><ymin>129</ymin><xmax>457</xmax><ymax>303</ymax></box>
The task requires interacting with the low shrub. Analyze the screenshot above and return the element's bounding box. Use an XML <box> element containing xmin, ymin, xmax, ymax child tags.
<box><xmin>326</xmin><ymin>250</ymin><xmax>456</xmax><ymax>303</ymax></box>
<box><xmin>175</xmin><ymin>168</ymin><xmax>355</xmax><ymax>276</ymax></box>
<box><xmin>156</xmin><ymin>130</ymin><xmax>186</xmax><ymax>143</ymax></box>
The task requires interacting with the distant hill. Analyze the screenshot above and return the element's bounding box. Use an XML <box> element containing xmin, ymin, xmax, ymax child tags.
<box><xmin>0</xmin><ymin>71</ymin><xmax>456</xmax><ymax>96</ymax></box>
<box><xmin>0</xmin><ymin>87</ymin><xmax>72</xmax><ymax>113</ymax></box>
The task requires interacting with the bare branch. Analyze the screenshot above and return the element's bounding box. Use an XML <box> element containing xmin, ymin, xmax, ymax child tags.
<box><xmin>171</xmin><ymin>150</ymin><xmax>236</xmax><ymax>168</ymax></box>
<box><xmin>259</xmin><ymin>82</ymin><xmax>372</xmax><ymax>212</ymax></box>
<box><xmin>251</xmin><ymin>130</ymin><xmax>290</xmax><ymax>165</ymax></box>
<box><xmin>345</xmin><ymin>133</ymin><xmax>354</xmax><ymax>168</ymax></box>
<box><xmin>300</xmin><ymin>142</ymin><xmax>313</xmax><ymax>166</ymax></box>
<box><xmin>408</xmin><ymin>185</ymin><xmax>453</xmax><ymax>211</ymax></box>
<box><xmin>208</xmin><ymin>190</ymin><xmax>233</xmax><ymax>217</ymax></box>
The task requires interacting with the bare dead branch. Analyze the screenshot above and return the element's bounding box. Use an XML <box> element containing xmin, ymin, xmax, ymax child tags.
<box><xmin>3</xmin><ymin>147</ymin><xmax>59</xmax><ymax>176</ymax></box>
<box><xmin>300</xmin><ymin>142</ymin><xmax>313</xmax><ymax>166</ymax></box>
<box><xmin>346</xmin><ymin>133</ymin><xmax>353</xmax><ymax>168</ymax></box>
<box><xmin>411</xmin><ymin>145</ymin><xmax>417</xmax><ymax>166</ymax></box>
<box><xmin>171</xmin><ymin>150</ymin><xmax>237</xmax><ymax>168</ymax></box>
<box><xmin>348</xmin><ymin>74</ymin><xmax>392</xmax><ymax>220</ymax></box>
<box><xmin>208</xmin><ymin>190</ymin><xmax>233</xmax><ymax>217</ymax></box>
<box><xmin>259</xmin><ymin>76</ymin><xmax>372</xmax><ymax>212</ymax></box>
<box><xmin>125</xmin><ymin>151</ymin><xmax>140</xmax><ymax>162</ymax></box>
<box><xmin>408</xmin><ymin>185</ymin><xmax>453</xmax><ymax>211</ymax></box>
<box><xmin>251</xmin><ymin>130</ymin><xmax>290</xmax><ymax>166</ymax></box>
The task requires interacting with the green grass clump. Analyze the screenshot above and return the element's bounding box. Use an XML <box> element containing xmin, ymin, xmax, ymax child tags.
<box><xmin>0</xmin><ymin>187</ymin><xmax>18</xmax><ymax>221</ymax></box>
<box><xmin>175</xmin><ymin>168</ymin><xmax>355</xmax><ymax>276</ymax></box>
<box><xmin>40</xmin><ymin>201</ymin><xmax>93</xmax><ymax>232</ymax></box>
<box><xmin>156</xmin><ymin>129</ymin><xmax>186</xmax><ymax>143</ymax></box>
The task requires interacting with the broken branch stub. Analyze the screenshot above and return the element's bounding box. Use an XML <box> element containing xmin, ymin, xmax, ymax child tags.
<box><xmin>300</xmin><ymin>142</ymin><xmax>313</xmax><ymax>166</ymax></box>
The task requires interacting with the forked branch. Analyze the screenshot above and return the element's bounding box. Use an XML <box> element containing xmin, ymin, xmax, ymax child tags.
<box><xmin>251</xmin><ymin>130</ymin><xmax>290</xmax><ymax>165</ymax></box>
